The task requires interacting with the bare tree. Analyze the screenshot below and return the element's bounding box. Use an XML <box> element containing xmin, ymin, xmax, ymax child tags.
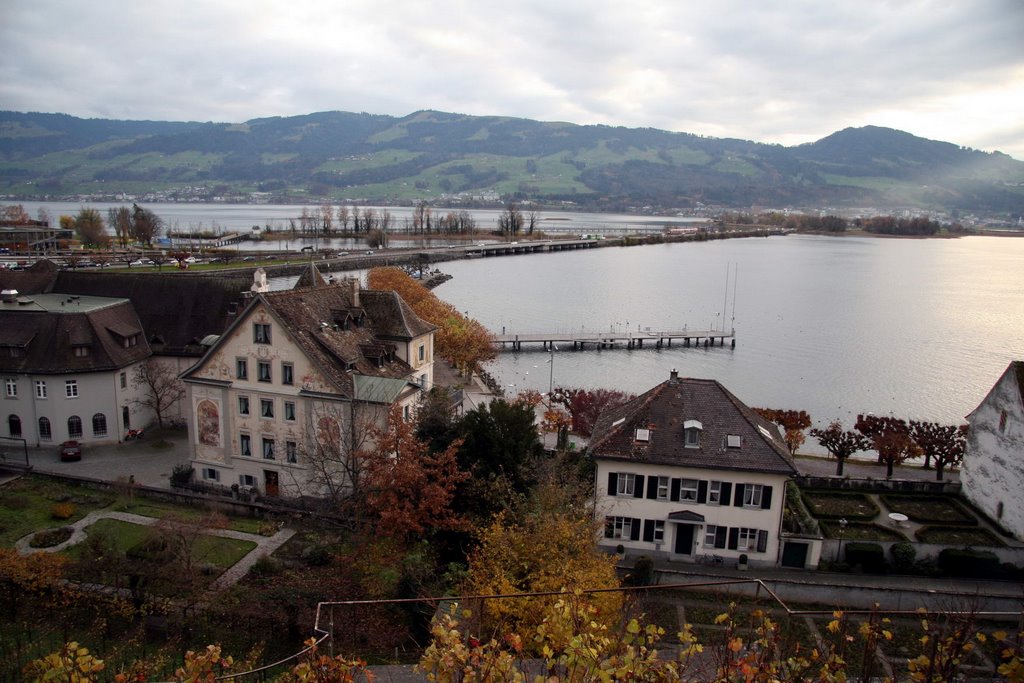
<box><xmin>336</xmin><ymin>205</ymin><xmax>349</xmax><ymax>232</ymax></box>
<box><xmin>498</xmin><ymin>203</ymin><xmax>523</xmax><ymax>238</ymax></box>
<box><xmin>527</xmin><ymin>210</ymin><xmax>540</xmax><ymax>235</ymax></box>
<box><xmin>131</xmin><ymin>204</ymin><xmax>162</xmax><ymax>245</ymax></box>
<box><xmin>131</xmin><ymin>359</ymin><xmax>185</xmax><ymax>430</ymax></box>
<box><xmin>320</xmin><ymin>202</ymin><xmax>334</xmax><ymax>235</ymax></box>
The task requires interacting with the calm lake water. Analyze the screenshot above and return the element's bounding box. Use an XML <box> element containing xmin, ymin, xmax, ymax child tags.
<box><xmin>434</xmin><ymin>234</ymin><xmax>1024</xmax><ymax>427</ymax></box>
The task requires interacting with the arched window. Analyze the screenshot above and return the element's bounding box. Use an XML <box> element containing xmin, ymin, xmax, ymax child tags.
<box><xmin>68</xmin><ymin>415</ymin><xmax>83</xmax><ymax>439</ymax></box>
<box><xmin>92</xmin><ymin>413</ymin><xmax>107</xmax><ymax>437</ymax></box>
<box><xmin>39</xmin><ymin>417</ymin><xmax>51</xmax><ymax>440</ymax></box>
<box><xmin>8</xmin><ymin>414</ymin><xmax>21</xmax><ymax>438</ymax></box>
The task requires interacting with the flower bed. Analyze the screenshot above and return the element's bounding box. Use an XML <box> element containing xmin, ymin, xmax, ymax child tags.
<box><xmin>29</xmin><ymin>526</ymin><xmax>74</xmax><ymax>548</ymax></box>
<box><xmin>880</xmin><ymin>495</ymin><xmax>975</xmax><ymax>525</ymax></box>
<box><xmin>801</xmin><ymin>491</ymin><xmax>879</xmax><ymax>520</ymax></box>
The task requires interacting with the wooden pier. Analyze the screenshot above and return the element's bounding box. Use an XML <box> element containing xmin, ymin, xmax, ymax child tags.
<box><xmin>493</xmin><ymin>328</ymin><xmax>735</xmax><ymax>351</ymax></box>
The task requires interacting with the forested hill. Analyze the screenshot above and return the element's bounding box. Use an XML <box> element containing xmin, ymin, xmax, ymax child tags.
<box><xmin>1</xmin><ymin>109</ymin><xmax>1021</xmax><ymax>214</ymax></box>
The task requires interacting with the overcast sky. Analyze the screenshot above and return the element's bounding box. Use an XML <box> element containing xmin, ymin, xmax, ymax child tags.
<box><xmin>2</xmin><ymin>0</ymin><xmax>1022</xmax><ymax>159</ymax></box>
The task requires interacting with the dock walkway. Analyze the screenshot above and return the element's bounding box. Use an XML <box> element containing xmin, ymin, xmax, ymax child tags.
<box><xmin>494</xmin><ymin>328</ymin><xmax>735</xmax><ymax>350</ymax></box>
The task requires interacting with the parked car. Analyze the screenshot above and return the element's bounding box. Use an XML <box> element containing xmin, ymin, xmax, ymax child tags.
<box><xmin>59</xmin><ymin>440</ymin><xmax>82</xmax><ymax>462</ymax></box>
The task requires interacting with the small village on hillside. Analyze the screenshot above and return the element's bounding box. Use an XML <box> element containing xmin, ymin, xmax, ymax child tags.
<box><xmin>0</xmin><ymin>245</ymin><xmax>1022</xmax><ymax>681</ymax></box>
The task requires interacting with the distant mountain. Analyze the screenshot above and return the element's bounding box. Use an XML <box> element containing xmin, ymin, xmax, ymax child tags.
<box><xmin>1</xmin><ymin>110</ymin><xmax>1021</xmax><ymax>214</ymax></box>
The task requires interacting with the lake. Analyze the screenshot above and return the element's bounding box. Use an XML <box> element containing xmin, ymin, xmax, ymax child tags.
<box><xmin>433</xmin><ymin>234</ymin><xmax>1024</xmax><ymax>427</ymax></box>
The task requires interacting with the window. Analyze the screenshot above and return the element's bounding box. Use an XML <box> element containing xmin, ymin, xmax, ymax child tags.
<box><xmin>604</xmin><ymin>516</ymin><xmax>635</xmax><ymax>540</ymax></box>
<box><xmin>119</xmin><ymin>372</ymin><xmax>127</xmax><ymax>389</ymax></box>
<box><xmin>418</xmin><ymin>344</ymin><xmax>425</xmax><ymax>362</ymax></box>
<box><xmin>656</xmin><ymin>476</ymin><xmax>669</xmax><ymax>500</ymax></box>
<box><xmin>704</xmin><ymin>525</ymin><xmax>720</xmax><ymax>547</ymax></box>
<box><xmin>240</xmin><ymin>433</ymin><xmax>251</xmax><ymax>456</ymax></box>
<box><xmin>239</xmin><ymin>474</ymin><xmax>256</xmax><ymax>487</ymax></box>
<box><xmin>684</xmin><ymin>420</ymin><xmax>702</xmax><ymax>448</ymax></box>
<box><xmin>236</xmin><ymin>358</ymin><xmax>248</xmax><ymax>380</ymax></box>
<box><xmin>5</xmin><ymin>379</ymin><xmax>16</xmax><ymax>398</ymax></box>
<box><xmin>708</xmin><ymin>481</ymin><xmax>723</xmax><ymax>505</ymax></box>
<box><xmin>257</xmin><ymin>361</ymin><xmax>271</xmax><ymax>382</ymax></box>
<box><xmin>653</xmin><ymin>520</ymin><xmax>664</xmax><ymax>543</ymax></box>
<box><xmin>680</xmin><ymin>478</ymin><xmax>699</xmax><ymax>501</ymax></box>
<box><xmin>282</xmin><ymin>362</ymin><xmax>294</xmax><ymax>385</ymax></box>
<box><xmin>38</xmin><ymin>417</ymin><xmax>51</xmax><ymax>440</ymax></box>
<box><xmin>635</xmin><ymin>428</ymin><xmax>650</xmax><ymax>442</ymax></box>
<box><xmin>91</xmin><ymin>413</ymin><xmax>107</xmax><ymax>437</ymax></box>
<box><xmin>403</xmin><ymin>404</ymin><xmax>411</xmax><ymax>421</ymax></box>
<box><xmin>35</xmin><ymin>381</ymin><xmax>47</xmax><ymax>399</ymax></box>
<box><xmin>260</xmin><ymin>399</ymin><xmax>274</xmax><ymax>418</ymax></box>
<box><xmin>616</xmin><ymin>473</ymin><xmax>636</xmax><ymax>496</ymax></box>
<box><xmin>262</xmin><ymin>437</ymin><xmax>275</xmax><ymax>460</ymax></box>
<box><xmin>286</xmin><ymin>440</ymin><xmax>298</xmax><ymax>463</ymax></box>
<box><xmin>420</xmin><ymin>373</ymin><xmax>428</xmax><ymax>388</ymax></box>
<box><xmin>737</xmin><ymin>528</ymin><xmax>758</xmax><ymax>552</ymax></box>
<box><xmin>284</xmin><ymin>401</ymin><xmax>296</xmax><ymax>421</ymax></box>
<box><xmin>726</xmin><ymin>434</ymin><xmax>742</xmax><ymax>448</ymax></box>
<box><xmin>999</xmin><ymin>410</ymin><xmax>1008</xmax><ymax>433</ymax></box>
<box><xmin>68</xmin><ymin>415</ymin><xmax>82</xmax><ymax>439</ymax></box>
<box><xmin>743</xmin><ymin>484</ymin><xmax>764</xmax><ymax>508</ymax></box>
<box><xmin>65</xmin><ymin>380</ymin><xmax>78</xmax><ymax>398</ymax></box>
<box><xmin>238</xmin><ymin>396</ymin><xmax>250</xmax><ymax>415</ymax></box>
<box><xmin>253</xmin><ymin>323</ymin><xmax>271</xmax><ymax>344</ymax></box>
<box><xmin>8</xmin><ymin>414</ymin><xmax>21</xmax><ymax>437</ymax></box>
<box><xmin>73</xmin><ymin>346</ymin><xmax>90</xmax><ymax>357</ymax></box>
<box><xmin>202</xmin><ymin>467</ymin><xmax>220</xmax><ymax>482</ymax></box>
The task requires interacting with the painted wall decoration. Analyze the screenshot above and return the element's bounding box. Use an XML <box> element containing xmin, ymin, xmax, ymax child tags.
<box><xmin>197</xmin><ymin>399</ymin><xmax>221</xmax><ymax>447</ymax></box>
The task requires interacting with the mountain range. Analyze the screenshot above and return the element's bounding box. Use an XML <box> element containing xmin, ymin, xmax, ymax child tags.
<box><xmin>1</xmin><ymin>110</ymin><xmax>1022</xmax><ymax>215</ymax></box>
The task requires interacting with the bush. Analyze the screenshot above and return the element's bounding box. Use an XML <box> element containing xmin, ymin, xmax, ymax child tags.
<box><xmin>631</xmin><ymin>556</ymin><xmax>655</xmax><ymax>586</ymax></box>
<box><xmin>29</xmin><ymin>526</ymin><xmax>73</xmax><ymax>548</ymax></box>
<box><xmin>250</xmin><ymin>556</ymin><xmax>282</xmax><ymax>577</ymax></box>
<box><xmin>51</xmin><ymin>502</ymin><xmax>75</xmax><ymax>520</ymax></box>
<box><xmin>170</xmin><ymin>464</ymin><xmax>194</xmax><ymax>487</ymax></box>
<box><xmin>890</xmin><ymin>542</ymin><xmax>916</xmax><ymax>571</ymax></box>
<box><xmin>938</xmin><ymin>548</ymin><xmax>1000</xmax><ymax>578</ymax></box>
<box><xmin>301</xmin><ymin>544</ymin><xmax>332</xmax><ymax>567</ymax></box>
<box><xmin>844</xmin><ymin>542</ymin><xmax>885</xmax><ymax>572</ymax></box>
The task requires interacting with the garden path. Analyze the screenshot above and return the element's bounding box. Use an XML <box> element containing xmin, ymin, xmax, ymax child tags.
<box><xmin>14</xmin><ymin>510</ymin><xmax>295</xmax><ymax>592</ymax></box>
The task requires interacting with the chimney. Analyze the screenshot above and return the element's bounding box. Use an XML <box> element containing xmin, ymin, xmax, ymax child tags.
<box><xmin>348</xmin><ymin>277</ymin><xmax>360</xmax><ymax>308</ymax></box>
<box><xmin>1</xmin><ymin>289</ymin><xmax>18</xmax><ymax>304</ymax></box>
<box><xmin>669</xmin><ymin>368</ymin><xmax>679</xmax><ymax>382</ymax></box>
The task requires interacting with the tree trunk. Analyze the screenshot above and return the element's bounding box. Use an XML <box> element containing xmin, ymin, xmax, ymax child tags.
<box><xmin>886</xmin><ymin>460</ymin><xmax>894</xmax><ymax>479</ymax></box>
<box><xmin>835</xmin><ymin>456</ymin><xmax>845</xmax><ymax>477</ymax></box>
<box><xmin>935</xmin><ymin>463</ymin><xmax>944</xmax><ymax>481</ymax></box>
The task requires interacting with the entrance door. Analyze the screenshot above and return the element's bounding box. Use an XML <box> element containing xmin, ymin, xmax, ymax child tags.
<box><xmin>123</xmin><ymin>406</ymin><xmax>130</xmax><ymax>430</ymax></box>
<box><xmin>264</xmin><ymin>470</ymin><xmax>279</xmax><ymax>497</ymax></box>
<box><xmin>781</xmin><ymin>541</ymin><xmax>809</xmax><ymax>568</ymax></box>
<box><xmin>674</xmin><ymin>524</ymin><xmax>695</xmax><ymax>555</ymax></box>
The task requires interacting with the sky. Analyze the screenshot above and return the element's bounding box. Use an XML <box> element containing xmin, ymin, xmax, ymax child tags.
<box><xmin>1</xmin><ymin>0</ymin><xmax>1023</xmax><ymax>159</ymax></box>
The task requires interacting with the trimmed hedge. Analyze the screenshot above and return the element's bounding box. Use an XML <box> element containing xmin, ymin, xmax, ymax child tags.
<box><xmin>938</xmin><ymin>548</ymin><xmax>1000</xmax><ymax>578</ymax></box>
<box><xmin>844</xmin><ymin>542</ymin><xmax>886</xmax><ymax>571</ymax></box>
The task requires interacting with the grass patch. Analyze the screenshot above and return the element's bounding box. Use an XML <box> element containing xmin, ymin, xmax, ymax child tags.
<box><xmin>880</xmin><ymin>495</ymin><xmax>976</xmax><ymax>525</ymax></box>
<box><xmin>0</xmin><ymin>477</ymin><xmax>115</xmax><ymax>546</ymax></box>
<box><xmin>64</xmin><ymin>518</ymin><xmax>152</xmax><ymax>558</ymax></box>
<box><xmin>916</xmin><ymin>526</ymin><xmax>1005</xmax><ymax>546</ymax></box>
<box><xmin>802</xmin><ymin>491</ymin><xmax>879</xmax><ymax>520</ymax></box>
<box><xmin>65</xmin><ymin>518</ymin><xmax>256</xmax><ymax>567</ymax></box>
<box><xmin>193</xmin><ymin>535</ymin><xmax>257</xmax><ymax>568</ymax></box>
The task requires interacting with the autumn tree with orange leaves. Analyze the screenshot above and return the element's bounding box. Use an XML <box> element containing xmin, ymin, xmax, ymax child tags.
<box><xmin>367</xmin><ymin>267</ymin><xmax>496</xmax><ymax>378</ymax></box>
<box><xmin>363</xmin><ymin>405</ymin><xmax>468</xmax><ymax>541</ymax></box>
<box><xmin>754</xmin><ymin>408</ymin><xmax>812</xmax><ymax>454</ymax></box>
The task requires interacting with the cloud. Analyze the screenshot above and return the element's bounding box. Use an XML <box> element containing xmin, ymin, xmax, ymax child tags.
<box><xmin>1</xmin><ymin>0</ymin><xmax>1021</xmax><ymax>158</ymax></box>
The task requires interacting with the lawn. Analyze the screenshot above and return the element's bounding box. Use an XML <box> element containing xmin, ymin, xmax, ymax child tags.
<box><xmin>916</xmin><ymin>526</ymin><xmax>1005</xmax><ymax>547</ymax></box>
<box><xmin>801</xmin><ymin>491</ymin><xmax>879</xmax><ymax>520</ymax></box>
<box><xmin>0</xmin><ymin>477</ymin><xmax>115</xmax><ymax>546</ymax></box>
<box><xmin>64</xmin><ymin>518</ymin><xmax>256</xmax><ymax>568</ymax></box>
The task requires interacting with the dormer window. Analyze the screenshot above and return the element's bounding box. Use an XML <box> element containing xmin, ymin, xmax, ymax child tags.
<box><xmin>683</xmin><ymin>420</ymin><xmax>702</xmax><ymax>448</ymax></box>
<box><xmin>635</xmin><ymin>428</ymin><xmax>650</xmax><ymax>442</ymax></box>
<box><xmin>726</xmin><ymin>434</ymin><xmax>741</xmax><ymax>449</ymax></box>
<box><xmin>73</xmin><ymin>345</ymin><xmax>90</xmax><ymax>357</ymax></box>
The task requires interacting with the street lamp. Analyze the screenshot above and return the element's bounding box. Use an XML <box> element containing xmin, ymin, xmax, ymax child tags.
<box><xmin>546</xmin><ymin>343</ymin><xmax>558</xmax><ymax>394</ymax></box>
<box><xmin>837</xmin><ymin>517</ymin><xmax>848</xmax><ymax>563</ymax></box>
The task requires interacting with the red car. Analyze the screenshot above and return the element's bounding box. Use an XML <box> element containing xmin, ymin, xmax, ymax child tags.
<box><xmin>59</xmin><ymin>440</ymin><xmax>82</xmax><ymax>462</ymax></box>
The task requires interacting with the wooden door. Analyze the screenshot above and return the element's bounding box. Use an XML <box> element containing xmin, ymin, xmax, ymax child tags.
<box><xmin>674</xmin><ymin>524</ymin><xmax>695</xmax><ymax>555</ymax></box>
<box><xmin>264</xmin><ymin>470</ymin><xmax>279</xmax><ymax>497</ymax></box>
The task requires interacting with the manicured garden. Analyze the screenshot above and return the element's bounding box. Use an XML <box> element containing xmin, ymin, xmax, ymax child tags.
<box><xmin>801</xmin><ymin>491</ymin><xmax>878</xmax><ymax>520</ymax></box>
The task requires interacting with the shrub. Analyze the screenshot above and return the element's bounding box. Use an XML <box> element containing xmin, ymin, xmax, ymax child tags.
<box><xmin>50</xmin><ymin>502</ymin><xmax>75</xmax><ymax>520</ymax></box>
<box><xmin>631</xmin><ymin>556</ymin><xmax>655</xmax><ymax>586</ymax></box>
<box><xmin>250</xmin><ymin>556</ymin><xmax>282</xmax><ymax>577</ymax></box>
<box><xmin>301</xmin><ymin>544</ymin><xmax>332</xmax><ymax>567</ymax></box>
<box><xmin>938</xmin><ymin>548</ymin><xmax>1000</xmax><ymax>578</ymax></box>
<box><xmin>170</xmin><ymin>464</ymin><xmax>194</xmax><ymax>487</ymax></box>
<box><xmin>890</xmin><ymin>542</ymin><xmax>916</xmax><ymax>571</ymax></box>
<box><xmin>30</xmin><ymin>526</ymin><xmax>73</xmax><ymax>548</ymax></box>
<box><xmin>844</xmin><ymin>542</ymin><xmax>885</xmax><ymax>572</ymax></box>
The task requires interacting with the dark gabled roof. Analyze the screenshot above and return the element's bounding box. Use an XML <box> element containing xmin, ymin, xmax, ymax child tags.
<box><xmin>52</xmin><ymin>271</ymin><xmax>253</xmax><ymax>356</ymax></box>
<box><xmin>361</xmin><ymin>290</ymin><xmax>436</xmax><ymax>340</ymax></box>
<box><xmin>293</xmin><ymin>263</ymin><xmax>328</xmax><ymax>289</ymax></box>
<box><xmin>589</xmin><ymin>373</ymin><xmax>796</xmax><ymax>476</ymax></box>
<box><xmin>0</xmin><ymin>259</ymin><xmax>61</xmax><ymax>294</ymax></box>
<box><xmin>0</xmin><ymin>295</ymin><xmax>150</xmax><ymax>374</ymax></box>
<box><xmin>252</xmin><ymin>283</ymin><xmax>424</xmax><ymax>398</ymax></box>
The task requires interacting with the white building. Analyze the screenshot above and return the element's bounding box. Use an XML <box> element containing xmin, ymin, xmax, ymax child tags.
<box><xmin>961</xmin><ymin>361</ymin><xmax>1024</xmax><ymax>540</ymax></box>
<box><xmin>181</xmin><ymin>278</ymin><xmax>435</xmax><ymax>498</ymax></box>
<box><xmin>0</xmin><ymin>290</ymin><xmax>153</xmax><ymax>446</ymax></box>
<box><xmin>589</xmin><ymin>370</ymin><xmax>799</xmax><ymax>568</ymax></box>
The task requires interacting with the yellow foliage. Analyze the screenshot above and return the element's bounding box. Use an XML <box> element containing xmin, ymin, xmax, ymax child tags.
<box><xmin>24</xmin><ymin>642</ymin><xmax>104</xmax><ymax>683</ymax></box>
